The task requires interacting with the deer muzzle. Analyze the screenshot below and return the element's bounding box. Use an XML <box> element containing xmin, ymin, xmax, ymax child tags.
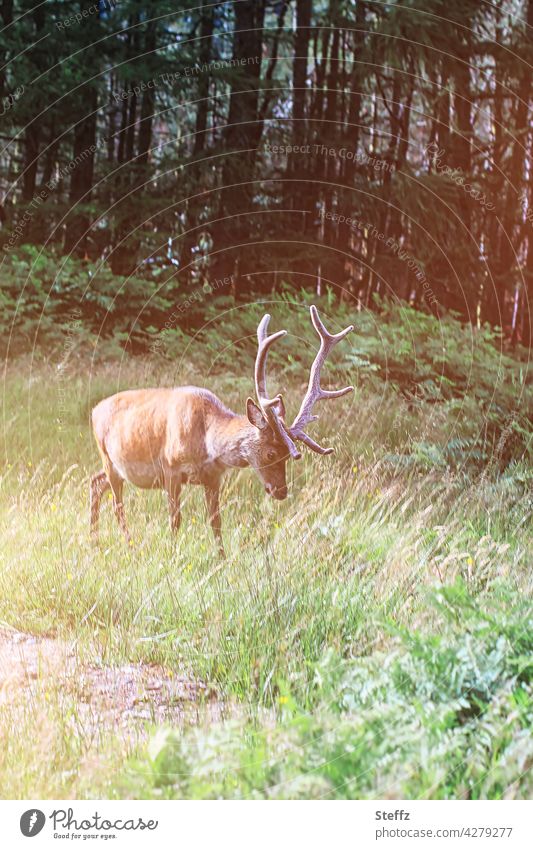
<box><xmin>265</xmin><ymin>482</ymin><xmax>288</xmax><ymax>500</ymax></box>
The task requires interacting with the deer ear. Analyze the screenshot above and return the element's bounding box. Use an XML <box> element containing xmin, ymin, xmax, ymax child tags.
<box><xmin>246</xmin><ymin>398</ymin><xmax>269</xmax><ymax>430</ymax></box>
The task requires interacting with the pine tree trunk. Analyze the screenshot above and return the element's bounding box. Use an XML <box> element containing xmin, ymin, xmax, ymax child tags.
<box><xmin>64</xmin><ymin>87</ymin><xmax>97</xmax><ymax>255</ymax></box>
<box><xmin>193</xmin><ymin>7</ymin><xmax>215</xmax><ymax>155</ymax></box>
<box><xmin>215</xmin><ymin>1</ymin><xmax>265</xmax><ymax>287</ymax></box>
<box><xmin>137</xmin><ymin>21</ymin><xmax>157</xmax><ymax>166</ymax></box>
<box><xmin>286</xmin><ymin>0</ymin><xmax>312</xmax><ymax>225</ymax></box>
<box><xmin>344</xmin><ymin>0</ymin><xmax>365</xmax><ymax>185</ymax></box>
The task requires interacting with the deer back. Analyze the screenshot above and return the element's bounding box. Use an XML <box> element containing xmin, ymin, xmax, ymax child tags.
<box><xmin>91</xmin><ymin>387</ymin><xmax>236</xmax><ymax>486</ymax></box>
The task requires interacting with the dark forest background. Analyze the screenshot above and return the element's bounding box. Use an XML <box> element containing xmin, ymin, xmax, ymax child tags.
<box><xmin>1</xmin><ymin>0</ymin><xmax>533</xmax><ymax>351</ymax></box>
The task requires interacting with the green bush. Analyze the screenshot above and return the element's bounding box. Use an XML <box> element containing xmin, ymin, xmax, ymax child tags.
<box><xmin>0</xmin><ymin>245</ymin><xmax>174</xmax><ymax>355</ymax></box>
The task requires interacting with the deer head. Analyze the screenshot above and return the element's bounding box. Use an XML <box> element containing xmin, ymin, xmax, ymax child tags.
<box><xmin>245</xmin><ymin>305</ymin><xmax>354</xmax><ymax>499</ymax></box>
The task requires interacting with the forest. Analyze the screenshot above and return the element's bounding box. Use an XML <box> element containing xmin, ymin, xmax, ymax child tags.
<box><xmin>0</xmin><ymin>0</ymin><xmax>531</xmax><ymax>803</ymax></box>
<box><xmin>1</xmin><ymin>0</ymin><xmax>533</xmax><ymax>349</ymax></box>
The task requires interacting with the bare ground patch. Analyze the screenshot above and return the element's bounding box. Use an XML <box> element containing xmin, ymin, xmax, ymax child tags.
<box><xmin>0</xmin><ymin>626</ymin><xmax>222</xmax><ymax>734</ymax></box>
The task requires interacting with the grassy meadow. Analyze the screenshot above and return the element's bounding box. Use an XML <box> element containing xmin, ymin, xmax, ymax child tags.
<box><xmin>0</xmin><ymin>298</ymin><xmax>531</xmax><ymax>799</ymax></box>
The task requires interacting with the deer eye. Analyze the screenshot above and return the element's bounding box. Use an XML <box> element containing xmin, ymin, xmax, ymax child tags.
<box><xmin>267</xmin><ymin>449</ymin><xmax>277</xmax><ymax>462</ymax></box>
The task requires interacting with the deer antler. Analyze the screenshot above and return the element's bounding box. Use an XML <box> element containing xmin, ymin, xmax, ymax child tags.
<box><xmin>289</xmin><ymin>305</ymin><xmax>354</xmax><ymax>455</ymax></box>
<box><xmin>255</xmin><ymin>314</ymin><xmax>302</xmax><ymax>459</ymax></box>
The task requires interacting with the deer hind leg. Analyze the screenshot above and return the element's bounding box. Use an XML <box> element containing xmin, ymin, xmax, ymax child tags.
<box><xmin>90</xmin><ymin>471</ymin><xmax>110</xmax><ymax>541</ymax></box>
<box><xmin>204</xmin><ymin>483</ymin><xmax>225</xmax><ymax>558</ymax></box>
<box><xmin>105</xmin><ymin>465</ymin><xmax>130</xmax><ymax>543</ymax></box>
<box><xmin>166</xmin><ymin>478</ymin><xmax>182</xmax><ymax>533</ymax></box>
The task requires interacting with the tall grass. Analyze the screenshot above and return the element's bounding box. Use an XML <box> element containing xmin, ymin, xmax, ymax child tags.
<box><xmin>0</xmin><ymin>300</ymin><xmax>531</xmax><ymax>798</ymax></box>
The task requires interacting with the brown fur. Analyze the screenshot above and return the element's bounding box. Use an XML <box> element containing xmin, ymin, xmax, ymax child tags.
<box><xmin>90</xmin><ymin>386</ymin><xmax>289</xmax><ymax>555</ymax></box>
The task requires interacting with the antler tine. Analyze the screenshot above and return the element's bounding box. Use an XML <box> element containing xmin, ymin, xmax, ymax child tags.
<box><xmin>310</xmin><ymin>304</ymin><xmax>353</xmax><ymax>344</ymax></box>
<box><xmin>289</xmin><ymin>305</ymin><xmax>354</xmax><ymax>455</ymax></box>
<box><xmin>254</xmin><ymin>313</ymin><xmax>302</xmax><ymax>460</ymax></box>
<box><xmin>255</xmin><ymin>314</ymin><xmax>287</xmax><ymax>403</ymax></box>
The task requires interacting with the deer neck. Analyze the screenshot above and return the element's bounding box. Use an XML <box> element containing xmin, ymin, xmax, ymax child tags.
<box><xmin>208</xmin><ymin>415</ymin><xmax>257</xmax><ymax>468</ymax></box>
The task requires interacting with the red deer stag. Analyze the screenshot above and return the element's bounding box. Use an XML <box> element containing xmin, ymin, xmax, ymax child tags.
<box><xmin>90</xmin><ymin>306</ymin><xmax>353</xmax><ymax>555</ymax></box>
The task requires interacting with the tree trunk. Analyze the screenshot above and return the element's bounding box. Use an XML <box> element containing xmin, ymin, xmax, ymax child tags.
<box><xmin>486</xmin><ymin>1</ymin><xmax>532</xmax><ymax>329</ymax></box>
<box><xmin>193</xmin><ymin>7</ymin><xmax>215</xmax><ymax>155</ymax></box>
<box><xmin>0</xmin><ymin>0</ymin><xmax>13</xmax><ymax>99</ymax></box>
<box><xmin>215</xmin><ymin>1</ymin><xmax>265</xmax><ymax>287</ymax></box>
<box><xmin>344</xmin><ymin>0</ymin><xmax>365</xmax><ymax>185</ymax></box>
<box><xmin>137</xmin><ymin>21</ymin><xmax>157</xmax><ymax>166</ymax></box>
<box><xmin>286</xmin><ymin>0</ymin><xmax>312</xmax><ymax>226</ymax></box>
<box><xmin>23</xmin><ymin>123</ymin><xmax>40</xmax><ymax>201</ymax></box>
<box><xmin>64</xmin><ymin>87</ymin><xmax>97</xmax><ymax>255</ymax></box>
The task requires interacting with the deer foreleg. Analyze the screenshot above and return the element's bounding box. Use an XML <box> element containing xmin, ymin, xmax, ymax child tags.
<box><xmin>166</xmin><ymin>479</ymin><xmax>182</xmax><ymax>533</ymax></box>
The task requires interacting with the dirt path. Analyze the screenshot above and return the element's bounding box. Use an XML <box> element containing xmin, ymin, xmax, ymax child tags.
<box><xmin>0</xmin><ymin>626</ymin><xmax>220</xmax><ymax>733</ymax></box>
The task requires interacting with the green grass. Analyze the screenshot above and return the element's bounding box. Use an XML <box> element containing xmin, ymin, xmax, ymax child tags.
<box><xmin>0</xmin><ymin>304</ymin><xmax>531</xmax><ymax>799</ymax></box>
<box><xmin>120</xmin><ymin>583</ymin><xmax>533</xmax><ymax>800</ymax></box>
